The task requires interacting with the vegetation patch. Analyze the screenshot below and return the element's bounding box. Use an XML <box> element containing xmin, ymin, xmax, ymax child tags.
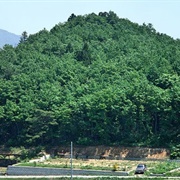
<box><xmin>16</xmin><ymin>158</ymin><xmax>180</xmax><ymax>176</ymax></box>
<box><xmin>148</xmin><ymin>161</ymin><xmax>180</xmax><ymax>175</ymax></box>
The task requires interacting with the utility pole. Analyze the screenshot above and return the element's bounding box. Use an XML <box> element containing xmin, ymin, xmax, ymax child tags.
<box><xmin>70</xmin><ymin>141</ymin><xmax>73</xmax><ymax>180</ymax></box>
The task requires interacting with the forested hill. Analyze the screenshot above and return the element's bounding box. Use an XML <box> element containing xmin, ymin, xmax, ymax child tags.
<box><xmin>0</xmin><ymin>11</ymin><xmax>179</xmax><ymax>148</ymax></box>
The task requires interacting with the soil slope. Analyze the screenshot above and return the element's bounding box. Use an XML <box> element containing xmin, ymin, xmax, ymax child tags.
<box><xmin>49</xmin><ymin>145</ymin><xmax>170</xmax><ymax>159</ymax></box>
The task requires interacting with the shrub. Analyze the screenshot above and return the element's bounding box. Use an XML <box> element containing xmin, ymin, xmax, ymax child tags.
<box><xmin>170</xmin><ymin>144</ymin><xmax>180</xmax><ymax>159</ymax></box>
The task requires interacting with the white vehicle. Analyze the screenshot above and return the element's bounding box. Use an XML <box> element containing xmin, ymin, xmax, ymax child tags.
<box><xmin>135</xmin><ymin>164</ymin><xmax>147</xmax><ymax>174</ymax></box>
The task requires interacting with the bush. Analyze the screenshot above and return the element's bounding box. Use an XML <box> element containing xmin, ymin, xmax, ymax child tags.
<box><xmin>170</xmin><ymin>144</ymin><xmax>180</xmax><ymax>159</ymax></box>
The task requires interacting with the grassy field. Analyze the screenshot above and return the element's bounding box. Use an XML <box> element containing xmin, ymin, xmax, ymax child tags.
<box><xmin>16</xmin><ymin>158</ymin><xmax>180</xmax><ymax>176</ymax></box>
<box><xmin>0</xmin><ymin>177</ymin><xmax>179</xmax><ymax>180</ymax></box>
<box><xmin>0</xmin><ymin>157</ymin><xmax>179</xmax><ymax>180</ymax></box>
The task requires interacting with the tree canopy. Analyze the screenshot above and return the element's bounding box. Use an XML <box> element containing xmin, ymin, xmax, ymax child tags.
<box><xmin>0</xmin><ymin>11</ymin><xmax>179</xmax><ymax>148</ymax></box>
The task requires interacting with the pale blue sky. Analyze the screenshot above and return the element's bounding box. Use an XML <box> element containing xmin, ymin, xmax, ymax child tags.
<box><xmin>0</xmin><ymin>0</ymin><xmax>179</xmax><ymax>39</ymax></box>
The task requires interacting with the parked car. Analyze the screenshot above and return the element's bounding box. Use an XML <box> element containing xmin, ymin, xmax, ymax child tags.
<box><xmin>135</xmin><ymin>164</ymin><xmax>147</xmax><ymax>174</ymax></box>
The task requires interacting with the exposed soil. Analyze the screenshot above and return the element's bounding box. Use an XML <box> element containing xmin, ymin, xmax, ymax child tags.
<box><xmin>48</xmin><ymin>145</ymin><xmax>170</xmax><ymax>160</ymax></box>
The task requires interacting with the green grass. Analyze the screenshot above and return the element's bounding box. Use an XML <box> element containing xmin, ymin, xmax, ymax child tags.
<box><xmin>166</xmin><ymin>170</ymin><xmax>180</xmax><ymax>176</ymax></box>
<box><xmin>0</xmin><ymin>178</ymin><xmax>177</xmax><ymax>180</ymax></box>
<box><xmin>148</xmin><ymin>161</ymin><xmax>180</xmax><ymax>175</ymax></box>
<box><xmin>17</xmin><ymin>162</ymin><xmax>111</xmax><ymax>171</ymax></box>
<box><xmin>17</xmin><ymin>162</ymin><xmax>70</xmax><ymax>169</ymax></box>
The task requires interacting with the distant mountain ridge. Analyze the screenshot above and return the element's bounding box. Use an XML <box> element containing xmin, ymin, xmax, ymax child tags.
<box><xmin>0</xmin><ymin>29</ymin><xmax>20</xmax><ymax>48</ymax></box>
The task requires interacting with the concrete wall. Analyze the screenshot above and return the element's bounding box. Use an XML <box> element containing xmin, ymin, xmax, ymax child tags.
<box><xmin>7</xmin><ymin>166</ymin><xmax>128</xmax><ymax>176</ymax></box>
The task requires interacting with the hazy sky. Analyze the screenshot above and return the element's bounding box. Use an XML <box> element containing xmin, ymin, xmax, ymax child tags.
<box><xmin>0</xmin><ymin>0</ymin><xmax>179</xmax><ymax>39</ymax></box>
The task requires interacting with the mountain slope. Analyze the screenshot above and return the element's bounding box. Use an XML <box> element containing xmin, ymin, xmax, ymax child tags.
<box><xmin>0</xmin><ymin>29</ymin><xmax>20</xmax><ymax>48</ymax></box>
<box><xmin>0</xmin><ymin>11</ymin><xmax>179</xmax><ymax>148</ymax></box>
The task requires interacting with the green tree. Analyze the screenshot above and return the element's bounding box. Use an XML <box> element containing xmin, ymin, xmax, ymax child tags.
<box><xmin>19</xmin><ymin>31</ymin><xmax>28</xmax><ymax>43</ymax></box>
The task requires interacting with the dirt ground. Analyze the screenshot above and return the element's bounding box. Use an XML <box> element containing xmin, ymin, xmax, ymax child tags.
<box><xmin>50</xmin><ymin>145</ymin><xmax>170</xmax><ymax>160</ymax></box>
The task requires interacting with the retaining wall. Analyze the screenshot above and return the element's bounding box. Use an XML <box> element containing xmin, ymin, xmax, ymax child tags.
<box><xmin>7</xmin><ymin>165</ymin><xmax>128</xmax><ymax>176</ymax></box>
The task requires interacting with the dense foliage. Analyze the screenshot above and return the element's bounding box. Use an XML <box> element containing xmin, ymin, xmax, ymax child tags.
<box><xmin>0</xmin><ymin>11</ymin><xmax>179</xmax><ymax>148</ymax></box>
